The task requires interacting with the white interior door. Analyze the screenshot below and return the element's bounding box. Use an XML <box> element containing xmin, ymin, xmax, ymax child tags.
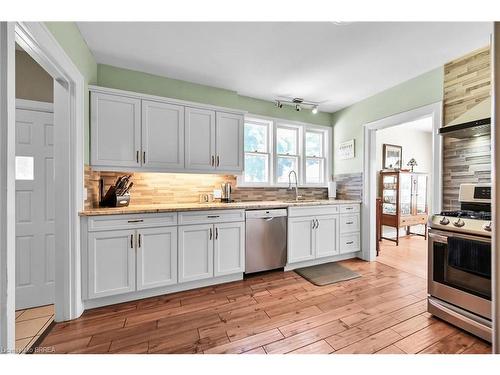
<box><xmin>15</xmin><ymin>106</ymin><xmax>55</xmax><ymax>309</ymax></box>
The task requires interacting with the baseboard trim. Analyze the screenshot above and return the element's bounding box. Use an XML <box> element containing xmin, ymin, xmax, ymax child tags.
<box><xmin>284</xmin><ymin>252</ymin><xmax>361</xmax><ymax>271</ymax></box>
<box><xmin>83</xmin><ymin>273</ymin><xmax>243</xmax><ymax>310</ymax></box>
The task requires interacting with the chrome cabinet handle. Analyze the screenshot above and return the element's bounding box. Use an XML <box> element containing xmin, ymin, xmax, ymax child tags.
<box><xmin>143</xmin><ymin>151</ymin><xmax>146</xmax><ymax>164</ymax></box>
<box><xmin>138</xmin><ymin>233</ymin><xmax>141</xmax><ymax>248</ymax></box>
<box><xmin>130</xmin><ymin>234</ymin><xmax>134</xmax><ymax>248</ymax></box>
<box><xmin>127</xmin><ymin>219</ymin><xmax>144</xmax><ymax>223</ymax></box>
<box><xmin>316</xmin><ymin>219</ymin><xmax>320</xmax><ymax>228</ymax></box>
<box><xmin>312</xmin><ymin>219</ymin><xmax>316</xmax><ymax>229</ymax></box>
<box><xmin>211</xmin><ymin>155</ymin><xmax>215</xmax><ymax>166</ymax></box>
<box><xmin>136</xmin><ymin>150</ymin><xmax>140</xmax><ymax>163</ymax></box>
<box><xmin>207</xmin><ymin>215</ymin><xmax>220</xmax><ymax>218</ymax></box>
<box><xmin>215</xmin><ymin>227</ymin><xmax>218</xmax><ymax>240</ymax></box>
<box><xmin>346</xmin><ymin>221</ymin><xmax>354</xmax><ymax>225</ymax></box>
<box><xmin>216</xmin><ymin>155</ymin><xmax>220</xmax><ymax>167</ymax></box>
<box><xmin>346</xmin><ymin>241</ymin><xmax>354</xmax><ymax>245</ymax></box>
<box><xmin>209</xmin><ymin>227</ymin><xmax>213</xmax><ymax>240</ymax></box>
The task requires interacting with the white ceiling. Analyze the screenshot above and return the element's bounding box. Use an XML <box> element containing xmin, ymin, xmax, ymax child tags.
<box><xmin>77</xmin><ymin>22</ymin><xmax>492</xmax><ymax>112</ymax></box>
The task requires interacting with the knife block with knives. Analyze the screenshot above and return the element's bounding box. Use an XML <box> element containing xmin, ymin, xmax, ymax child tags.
<box><xmin>99</xmin><ymin>175</ymin><xmax>133</xmax><ymax>208</ymax></box>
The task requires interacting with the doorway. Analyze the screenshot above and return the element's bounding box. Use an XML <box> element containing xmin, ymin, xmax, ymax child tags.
<box><xmin>374</xmin><ymin>116</ymin><xmax>433</xmax><ymax>279</ymax></box>
<box><xmin>361</xmin><ymin>102</ymin><xmax>442</xmax><ymax>266</ymax></box>
<box><xmin>0</xmin><ymin>22</ymin><xmax>85</xmax><ymax>353</ymax></box>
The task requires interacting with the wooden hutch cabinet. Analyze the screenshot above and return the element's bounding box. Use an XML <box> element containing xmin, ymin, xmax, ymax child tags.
<box><xmin>379</xmin><ymin>170</ymin><xmax>428</xmax><ymax>245</ymax></box>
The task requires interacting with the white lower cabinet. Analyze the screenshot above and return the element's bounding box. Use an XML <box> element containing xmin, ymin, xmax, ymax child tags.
<box><xmin>88</xmin><ymin>229</ymin><xmax>136</xmax><ymax>299</ymax></box>
<box><xmin>178</xmin><ymin>224</ymin><xmax>214</xmax><ymax>283</ymax></box>
<box><xmin>214</xmin><ymin>222</ymin><xmax>245</xmax><ymax>276</ymax></box>
<box><xmin>178</xmin><ymin>221</ymin><xmax>245</xmax><ymax>281</ymax></box>
<box><xmin>315</xmin><ymin>215</ymin><xmax>340</xmax><ymax>258</ymax></box>
<box><xmin>288</xmin><ymin>214</ymin><xmax>339</xmax><ymax>264</ymax></box>
<box><xmin>288</xmin><ymin>217</ymin><xmax>315</xmax><ymax>263</ymax></box>
<box><xmin>287</xmin><ymin>204</ymin><xmax>360</xmax><ymax>266</ymax></box>
<box><xmin>136</xmin><ymin>227</ymin><xmax>177</xmax><ymax>290</ymax></box>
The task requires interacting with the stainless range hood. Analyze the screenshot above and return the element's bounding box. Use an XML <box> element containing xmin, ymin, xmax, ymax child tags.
<box><xmin>439</xmin><ymin>97</ymin><xmax>491</xmax><ymax>138</ymax></box>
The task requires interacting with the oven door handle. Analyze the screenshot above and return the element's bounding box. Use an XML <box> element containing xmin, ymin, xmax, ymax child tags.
<box><xmin>428</xmin><ymin>232</ymin><xmax>448</xmax><ymax>243</ymax></box>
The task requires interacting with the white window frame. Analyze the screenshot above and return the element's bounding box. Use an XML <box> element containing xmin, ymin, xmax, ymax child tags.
<box><xmin>238</xmin><ymin>117</ymin><xmax>273</xmax><ymax>186</ymax></box>
<box><xmin>238</xmin><ymin>114</ymin><xmax>331</xmax><ymax>188</ymax></box>
<box><xmin>303</xmin><ymin>128</ymin><xmax>328</xmax><ymax>186</ymax></box>
<box><xmin>274</xmin><ymin>123</ymin><xmax>301</xmax><ymax>186</ymax></box>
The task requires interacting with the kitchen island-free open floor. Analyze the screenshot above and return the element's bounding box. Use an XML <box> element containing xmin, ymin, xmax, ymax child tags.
<box><xmin>36</xmin><ymin>259</ymin><xmax>490</xmax><ymax>354</ymax></box>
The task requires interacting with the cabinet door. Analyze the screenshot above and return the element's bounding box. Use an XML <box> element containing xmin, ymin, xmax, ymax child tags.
<box><xmin>185</xmin><ymin>107</ymin><xmax>216</xmax><ymax>171</ymax></box>
<box><xmin>142</xmin><ymin>100</ymin><xmax>184</xmax><ymax>170</ymax></box>
<box><xmin>214</xmin><ymin>222</ymin><xmax>245</xmax><ymax>276</ymax></box>
<box><xmin>288</xmin><ymin>217</ymin><xmax>315</xmax><ymax>263</ymax></box>
<box><xmin>136</xmin><ymin>227</ymin><xmax>177</xmax><ymax>291</ymax></box>
<box><xmin>178</xmin><ymin>224</ymin><xmax>214</xmax><ymax>283</ymax></box>
<box><xmin>316</xmin><ymin>215</ymin><xmax>339</xmax><ymax>258</ymax></box>
<box><xmin>215</xmin><ymin>112</ymin><xmax>244</xmax><ymax>172</ymax></box>
<box><xmin>88</xmin><ymin>229</ymin><xmax>136</xmax><ymax>299</ymax></box>
<box><xmin>90</xmin><ymin>92</ymin><xmax>141</xmax><ymax>168</ymax></box>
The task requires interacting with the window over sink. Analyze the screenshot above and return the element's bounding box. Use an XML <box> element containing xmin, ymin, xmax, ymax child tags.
<box><xmin>238</xmin><ymin>116</ymin><xmax>331</xmax><ymax>187</ymax></box>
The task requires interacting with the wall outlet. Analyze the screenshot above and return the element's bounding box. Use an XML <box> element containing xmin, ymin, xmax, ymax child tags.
<box><xmin>83</xmin><ymin>188</ymin><xmax>88</xmax><ymax>201</ymax></box>
<box><xmin>213</xmin><ymin>189</ymin><xmax>222</xmax><ymax>199</ymax></box>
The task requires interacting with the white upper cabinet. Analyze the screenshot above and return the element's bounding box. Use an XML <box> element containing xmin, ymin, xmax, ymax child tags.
<box><xmin>215</xmin><ymin>112</ymin><xmax>244</xmax><ymax>172</ymax></box>
<box><xmin>91</xmin><ymin>92</ymin><xmax>141</xmax><ymax>168</ymax></box>
<box><xmin>141</xmin><ymin>100</ymin><xmax>184</xmax><ymax>170</ymax></box>
<box><xmin>90</xmin><ymin>87</ymin><xmax>245</xmax><ymax>174</ymax></box>
<box><xmin>184</xmin><ymin>107</ymin><xmax>216</xmax><ymax>171</ymax></box>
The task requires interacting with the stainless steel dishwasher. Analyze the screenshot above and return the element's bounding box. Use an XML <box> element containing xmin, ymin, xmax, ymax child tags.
<box><xmin>245</xmin><ymin>209</ymin><xmax>287</xmax><ymax>274</ymax></box>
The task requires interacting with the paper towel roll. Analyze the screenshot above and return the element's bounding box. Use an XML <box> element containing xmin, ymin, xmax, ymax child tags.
<box><xmin>328</xmin><ymin>181</ymin><xmax>337</xmax><ymax>199</ymax></box>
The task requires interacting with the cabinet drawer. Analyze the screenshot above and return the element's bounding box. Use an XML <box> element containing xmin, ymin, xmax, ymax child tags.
<box><xmin>340</xmin><ymin>204</ymin><xmax>360</xmax><ymax>214</ymax></box>
<box><xmin>88</xmin><ymin>213</ymin><xmax>178</xmax><ymax>232</ymax></box>
<box><xmin>178</xmin><ymin>210</ymin><xmax>245</xmax><ymax>225</ymax></box>
<box><xmin>340</xmin><ymin>233</ymin><xmax>360</xmax><ymax>254</ymax></box>
<box><xmin>288</xmin><ymin>205</ymin><xmax>339</xmax><ymax>218</ymax></box>
<box><xmin>400</xmin><ymin>215</ymin><xmax>427</xmax><ymax>226</ymax></box>
<box><xmin>340</xmin><ymin>213</ymin><xmax>360</xmax><ymax>233</ymax></box>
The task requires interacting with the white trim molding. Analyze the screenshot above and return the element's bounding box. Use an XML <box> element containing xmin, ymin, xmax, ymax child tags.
<box><xmin>15</xmin><ymin>98</ymin><xmax>53</xmax><ymax>113</ymax></box>
<box><xmin>362</xmin><ymin>101</ymin><xmax>443</xmax><ymax>261</ymax></box>
<box><xmin>14</xmin><ymin>22</ymin><xmax>86</xmax><ymax>324</ymax></box>
<box><xmin>0</xmin><ymin>22</ymin><xmax>16</xmax><ymax>353</ymax></box>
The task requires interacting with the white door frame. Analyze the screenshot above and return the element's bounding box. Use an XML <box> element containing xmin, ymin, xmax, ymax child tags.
<box><xmin>361</xmin><ymin>102</ymin><xmax>443</xmax><ymax>261</ymax></box>
<box><xmin>1</xmin><ymin>22</ymin><xmax>85</xmax><ymax>352</ymax></box>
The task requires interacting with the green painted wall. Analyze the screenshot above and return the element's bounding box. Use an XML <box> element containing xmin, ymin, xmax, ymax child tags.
<box><xmin>331</xmin><ymin>67</ymin><xmax>444</xmax><ymax>175</ymax></box>
<box><xmin>97</xmin><ymin>64</ymin><xmax>332</xmax><ymax>126</ymax></box>
<box><xmin>44</xmin><ymin>22</ymin><xmax>98</xmax><ymax>163</ymax></box>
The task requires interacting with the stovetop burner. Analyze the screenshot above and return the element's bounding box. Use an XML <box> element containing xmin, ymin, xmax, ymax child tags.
<box><xmin>440</xmin><ymin>210</ymin><xmax>491</xmax><ymax>221</ymax></box>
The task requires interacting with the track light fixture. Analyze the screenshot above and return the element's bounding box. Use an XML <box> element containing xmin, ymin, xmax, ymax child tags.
<box><xmin>274</xmin><ymin>97</ymin><xmax>321</xmax><ymax>114</ymax></box>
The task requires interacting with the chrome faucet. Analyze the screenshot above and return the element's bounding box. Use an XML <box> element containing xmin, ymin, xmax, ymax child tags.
<box><xmin>288</xmin><ymin>170</ymin><xmax>302</xmax><ymax>201</ymax></box>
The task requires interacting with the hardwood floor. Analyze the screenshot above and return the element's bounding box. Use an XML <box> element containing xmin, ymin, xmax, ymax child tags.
<box><xmin>37</xmin><ymin>257</ymin><xmax>491</xmax><ymax>354</ymax></box>
<box><xmin>377</xmin><ymin>236</ymin><xmax>427</xmax><ymax>279</ymax></box>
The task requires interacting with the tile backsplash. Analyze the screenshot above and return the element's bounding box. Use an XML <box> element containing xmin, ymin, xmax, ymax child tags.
<box><xmin>84</xmin><ymin>166</ymin><xmax>327</xmax><ymax>209</ymax></box>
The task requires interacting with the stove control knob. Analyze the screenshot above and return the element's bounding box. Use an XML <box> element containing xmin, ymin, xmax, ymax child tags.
<box><xmin>439</xmin><ymin>217</ymin><xmax>450</xmax><ymax>225</ymax></box>
<box><xmin>453</xmin><ymin>218</ymin><xmax>465</xmax><ymax>228</ymax></box>
<box><xmin>483</xmin><ymin>221</ymin><xmax>492</xmax><ymax>232</ymax></box>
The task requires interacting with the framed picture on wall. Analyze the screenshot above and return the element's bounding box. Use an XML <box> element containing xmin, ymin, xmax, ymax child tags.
<box><xmin>383</xmin><ymin>144</ymin><xmax>402</xmax><ymax>169</ymax></box>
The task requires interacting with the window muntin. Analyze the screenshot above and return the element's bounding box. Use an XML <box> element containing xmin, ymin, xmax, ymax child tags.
<box><xmin>241</xmin><ymin>117</ymin><xmax>329</xmax><ymax>186</ymax></box>
<box><xmin>243</xmin><ymin>119</ymin><xmax>271</xmax><ymax>184</ymax></box>
<box><xmin>305</xmin><ymin>130</ymin><xmax>326</xmax><ymax>184</ymax></box>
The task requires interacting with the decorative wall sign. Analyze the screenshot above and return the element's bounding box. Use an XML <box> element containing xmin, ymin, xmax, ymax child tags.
<box><xmin>383</xmin><ymin>144</ymin><xmax>402</xmax><ymax>169</ymax></box>
<box><xmin>337</xmin><ymin>139</ymin><xmax>355</xmax><ymax>160</ymax></box>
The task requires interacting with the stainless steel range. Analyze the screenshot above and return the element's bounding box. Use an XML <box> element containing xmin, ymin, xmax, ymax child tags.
<box><xmin>428</xmin><ymin>183</ymin><xmax>492</xmax><ymax>342</ymax></box>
